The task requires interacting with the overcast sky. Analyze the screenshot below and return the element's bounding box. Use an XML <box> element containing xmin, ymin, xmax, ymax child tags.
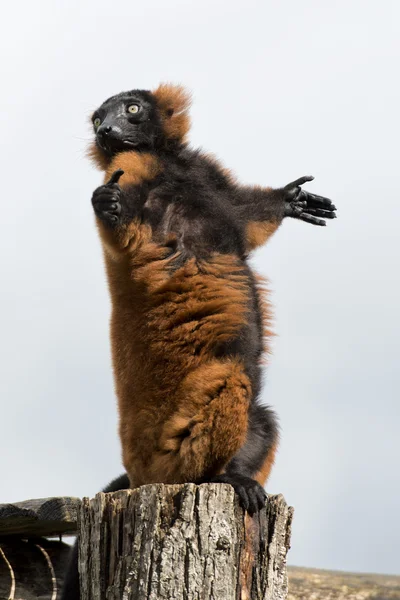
<box><xmin>0</xmin><ymin>0</ymin><xmax>399</xmax><ymax>576</ymax></box>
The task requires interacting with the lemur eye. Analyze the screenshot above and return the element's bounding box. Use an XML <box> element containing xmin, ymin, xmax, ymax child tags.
<box><xmin>93</xmin><ymin>117</ymin><xmax>101</xmax><ymax>128</ymax></box>
<box><xmin>128</xmin><ymin>104</ymin><xmax>140</xmax><ymax>114</ymax></box>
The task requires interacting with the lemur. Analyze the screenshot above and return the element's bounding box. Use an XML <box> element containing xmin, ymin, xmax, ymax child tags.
<box><xmin>61</xmin><ymin>83</ymin><xmax>335</xmax><ymax>600</ymax></box>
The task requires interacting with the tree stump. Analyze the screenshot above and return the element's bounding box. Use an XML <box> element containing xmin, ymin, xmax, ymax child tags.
<box><xmin>78</xmin><ymin>483</ymin><xmax>293</xmax><ymax>600</ymax></box>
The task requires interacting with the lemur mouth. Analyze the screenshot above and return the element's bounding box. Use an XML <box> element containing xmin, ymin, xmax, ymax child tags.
<box><xmin>97</xmin><ymin>137</ymin><xmax>137</xmax><ymax>155</ymax></box>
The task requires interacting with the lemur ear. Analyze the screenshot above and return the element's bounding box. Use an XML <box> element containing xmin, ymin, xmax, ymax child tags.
<box><xmin>153</xmin><ymin>83</ymin><xmax>192</xmax><ymax>143</ymax></box>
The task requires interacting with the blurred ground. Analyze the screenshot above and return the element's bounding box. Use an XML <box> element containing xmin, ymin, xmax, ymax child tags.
<box><xmin>288</xmin><ymin>566</ymin><xmax>400</xmax><ymax>600</ymax></box>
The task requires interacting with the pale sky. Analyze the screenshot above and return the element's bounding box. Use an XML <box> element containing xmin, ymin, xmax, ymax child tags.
<box><xmin>1</xmin><ymin>0</ymin><xmax>399</xmax><ymax>575</ymax></box>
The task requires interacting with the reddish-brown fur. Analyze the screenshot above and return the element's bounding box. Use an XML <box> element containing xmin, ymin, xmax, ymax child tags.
<box><xmin>153</xmin><ymin>83</ymin><xmax>192</xmax><ymax>143</ymax></box>
<box><xmin>90</xmin><ymin>85</ymin><xmax>278</xmax><ymax>489</ymax></box>
<box><xmin>246</xmin><ymin>220</ymin><xmax>280</xmax><ymax>253</ymax></box>
<box><xmin>105</xmin><ymin>238</ymin><xmax>253</xmax><ymax>486</ymax></box>
<box><xmin>254</xmin><ymin>442</ymin><xmax>278</xmax><ymax>485</ymax></box>
<box><xmin>95</xmin><ymin>148</ymin><xmax>254</xmax><ymax>485</ymax></box>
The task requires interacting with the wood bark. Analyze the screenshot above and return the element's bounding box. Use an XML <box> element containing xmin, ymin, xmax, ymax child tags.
<box><xmin>0</xmin><ymin>496</ymin><xmax>80</xmax><ymax>536</ymax></box>
<box><xmin>79</xmin><ymin>483</ymin><xmax>293</xmax><ymax>600</ymax></box>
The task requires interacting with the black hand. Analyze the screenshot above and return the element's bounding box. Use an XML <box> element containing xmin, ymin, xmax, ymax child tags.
<box><xmin>283</xmin><ymin>175</ymin><xmax>336</xmax><ymax>226</ymax></box>
<box><xmin>209</xmin><ymin>473</ymin><xmax>267</xmax><ymax>515</ymax></box>
<box><xmin>91</xmin><ymin>170</ymin><xmax>124</xmax><ymax>227</ymax></box>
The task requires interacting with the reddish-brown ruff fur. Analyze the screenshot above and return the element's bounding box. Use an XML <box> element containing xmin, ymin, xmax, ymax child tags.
<box><xmin>95</xmin><ymin>152</ymin><xmax>160</xmax><ymax>259</ymax></box>
<box><xmin>153</xmin><ymin>83</ymin><xmax>191</xmax><ymax>144</ymax></box>
<box><xmin>104</xmin><ymin>151</ymin><xmax>161</xmax><ymax>186</ymax></box>
<box><xmin>86</xmin><ymin>137</ymin><xmax>109</xmax><ymax>171</ymax></box>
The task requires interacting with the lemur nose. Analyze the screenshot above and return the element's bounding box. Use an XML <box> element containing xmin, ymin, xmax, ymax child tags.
<box><xmin>97</xmin><ymin>125</ymin><xmax>113</xmax><ymax>137</ymax></box>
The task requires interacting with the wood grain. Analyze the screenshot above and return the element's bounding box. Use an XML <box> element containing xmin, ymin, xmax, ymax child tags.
<box><xmin>78</xmin><ymin>483</ymin><xmax>294</xmax><ymax>600</ymax></box>
<box><xmin>0</xmin><ymin>497</ymin><xmax>81</xmax><ymax>536</ymax></box>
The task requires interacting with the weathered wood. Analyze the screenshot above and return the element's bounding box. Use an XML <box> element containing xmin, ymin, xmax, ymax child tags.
<box><xmin>0</xmin><ymin>496</ymin><xmax>81</xmax><ymax>536</ymax></box>
<box><xmin>0</xmin><ymin>537</ymin><xmax>71</xmax><ymax>599</ymax></box>
<box><xmin>79</xmin><ymin>483</ymin><xmax>293</xmax><ymax>600</ymax></box>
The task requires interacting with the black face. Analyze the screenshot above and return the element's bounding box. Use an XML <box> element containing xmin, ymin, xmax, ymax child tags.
<box><xmin>92</xmin><ymin>90</ymin><xmax>162</xmax><ymax>155</ymax></box>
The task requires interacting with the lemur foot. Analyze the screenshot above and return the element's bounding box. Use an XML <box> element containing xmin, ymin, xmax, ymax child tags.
<box><xmin>283</xmin><ymin>175</ymin><xmax>336</xmax><ymax>226</ymax></box>
<box><xmin>91</xmin><ymin>169</ymin><xmax>124</xmax><ymax>227</ymax></box>
<box><xmin>210</xmin><ymin>473</ymin><xmax>267</xmax><ymax>515</ymax></box>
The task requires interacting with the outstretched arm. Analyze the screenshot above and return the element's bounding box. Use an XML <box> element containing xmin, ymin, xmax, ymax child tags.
<box><xmin>232</xmin><ymin>176</ymin><xmax>336</xmax><ymax>252</ymax></box>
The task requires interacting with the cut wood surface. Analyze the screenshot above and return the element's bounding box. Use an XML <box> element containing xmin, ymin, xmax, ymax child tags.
<box><xmin>0</xmin><ymin>496</ymin><xmax>81</xmax><ymax>536</ymax></box>
<box><xmin>79</xmin><ymin>483</ymin><xmax>294</xmax><ymax>600</ymax></box>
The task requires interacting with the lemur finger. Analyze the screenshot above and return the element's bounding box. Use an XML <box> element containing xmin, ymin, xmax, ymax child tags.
<box><xmin>256</xmin><ymin>486</ymin><xmax>268</xmax><ymax>507</ymax></box>
<box><xmin>295</xmin><ymin>200</ymin><xmax>307</xmax><ymax>209</ymax></box>
<box><xmin>284</xmin><ymin>175</ymin><xmax>314</xmax><ymax>189</ymax></box>
<box><xmin>293</xmin><ymin>204</ymin><xmax>305</xmax><ymax>216</ymax></box>
<box><xmin>254</xmin><ymin>488</ymin><xmax>267</xmax><ymax>511</ymax></box>
<box><xmin>307</xmin><ymin>202</ymin><xmax>336</xmax><ymax>212</ymax></box>
<box><xmin>105</xmin><ymin>214</ymin><xmax>119</xmax><ymax>224</ymax></box>
<box><xmin>247</xmin><ymin>488</ymin><xmax>260</xmax><ymax>515</ymax></box>
<box><xmin>285</xmin><ymin>200</ymin><xmax>307</xmax><ymax>217</ymax></box>
<box><xmin>99</xmin><ymin>203</ymin><xmax>120</xmax><ymax>213</ymax></box>
<box><xmin>93</xmin><ymin>193</ymin><xmax>120</xmax><ymax>204</ymax></box>
<box><xmin>299</xmin><ymin>213</ymin><xmax>326</xmax><ymax>226</ymax></box>
<box><xmin>106</xmin><ymin>169</ymin><xmax>125</xmax><ymax>186</ymax></box>
<box><xmin>95</xmin><ymin>210</ymin><xmax>119</xmax><ymax>224</ymax></box>
<box><xmin>305</xmin><ymin>208</ymin><xmax>337</xmax><ymax>218</ymax></box>
<box><xmin>304</xmin><ymin>192</ymin><xmax>334</xmax><ymax>207</ymax></box>
<box><xmin>235</xmin><ymin>485</ymin><xmax>249</xmax><ymax>511</ymax></box>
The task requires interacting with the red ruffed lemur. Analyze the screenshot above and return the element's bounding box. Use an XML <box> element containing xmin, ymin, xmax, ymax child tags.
<box><xmin>61</xmin><ymin>84</ymin><xmax>336</xmax><ymax>600</ymax></box>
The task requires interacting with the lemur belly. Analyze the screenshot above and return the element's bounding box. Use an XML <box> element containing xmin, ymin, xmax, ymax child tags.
<box><xmin>106</xmin><ymin>247</ymin><xmax>253</xmax><ymax>486</ymax></box>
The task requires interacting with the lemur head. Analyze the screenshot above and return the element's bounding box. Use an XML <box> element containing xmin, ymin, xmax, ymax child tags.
<box><xmin>88</xmin><ymin>84</ymin><xmax>191</xmax><ymax>170</ymax></box>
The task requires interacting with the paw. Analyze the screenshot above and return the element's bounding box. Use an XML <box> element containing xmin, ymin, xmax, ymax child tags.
<box><xmin>210</xmin><ymin>473</ymin><xmax>267</xmax><ymax>515</ymax></box>
<box><xmin>283</xmin><ymin>175</ymin><xmax>337</xmax><ymax>226</ymax></box>
<box><xmin>91</xmin><ymin>169</ymin><xmax>124</xmax><ymax>227</ymax></box>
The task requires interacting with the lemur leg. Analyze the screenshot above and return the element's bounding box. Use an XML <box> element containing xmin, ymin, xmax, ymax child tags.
<box><xmin>60</xmin><ymin>474</ymin><xmax>130</xmax><ymax>600</ymax></box>
<box><xmin>141</xmin><ymin>359</ymin><xmax>251</xmax><ymax>487</ymax></box>
<box><xmin>210</xmin><ymin>403</ymin><xmax>279</xmax><ymax>514</ymax></box>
